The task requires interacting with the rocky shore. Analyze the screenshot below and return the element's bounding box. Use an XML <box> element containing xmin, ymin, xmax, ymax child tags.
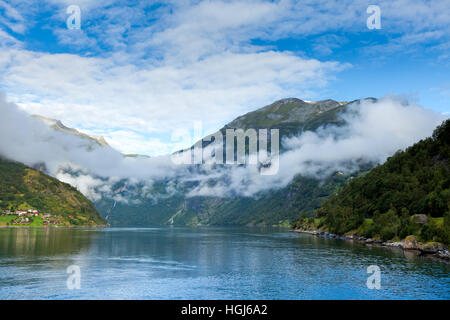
<box><xmin>292</xmin><ymin>229</ymin><xmax>450</xmax><ymax>262</ymax></box>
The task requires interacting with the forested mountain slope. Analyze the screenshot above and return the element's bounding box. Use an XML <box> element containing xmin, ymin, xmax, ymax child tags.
<box><xmin>305</xmin><ymin>119</ymin><xmax>450</xmax><ymax>244</ymax></box>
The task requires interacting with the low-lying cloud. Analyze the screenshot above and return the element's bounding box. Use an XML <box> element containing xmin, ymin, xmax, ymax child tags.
<box><xmin>0</xmin><ymin>93</ymin><xmax>447</xmax><ymax>202</ymax></box>
<box><xmin>187</xmin><ymin>96</ymin><xmax>446</xmax><ymax>197</ymax></box>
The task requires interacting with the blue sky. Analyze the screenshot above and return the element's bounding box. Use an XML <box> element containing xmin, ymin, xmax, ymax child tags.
<box><xmin>0</xmin><ymin>0</ymin><xmax>449</xmax><ymax>156</ymax></box>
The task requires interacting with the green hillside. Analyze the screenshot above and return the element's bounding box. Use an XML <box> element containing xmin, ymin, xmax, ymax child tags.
<box><xmin>0</xmin><ymin>158</ymin><xmax>106</xmax><ymax>226</ymax></box>
<box><xmin>303</xmin><ymin>119</ymin><xmax>450</xmax><ymax>244</ymax></box>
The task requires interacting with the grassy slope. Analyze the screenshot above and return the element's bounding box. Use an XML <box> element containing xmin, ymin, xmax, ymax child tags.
<box><xmin>0</xmin><ymin>158</ymin><xmax>106</xmax><ymax>226</ymax></box>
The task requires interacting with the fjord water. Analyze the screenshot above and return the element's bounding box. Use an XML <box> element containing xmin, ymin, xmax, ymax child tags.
<box><xmin>0</xmin><ymin>227</ymin><xmax>448</xmax><ymax>300</ymax></box>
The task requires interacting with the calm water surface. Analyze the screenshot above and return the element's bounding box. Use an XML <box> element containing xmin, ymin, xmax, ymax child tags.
<box><xmin>0</xmin><ymin>227</ymin><xmax>448</xmax><ymax>300</ymax></box>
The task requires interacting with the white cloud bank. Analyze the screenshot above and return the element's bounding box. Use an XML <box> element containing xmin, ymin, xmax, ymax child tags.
<box><xmin>0</xmin><ymin>92</ymin><xmax>188</xmax><ymax>200</ymax></box>
<box><xmin>187</xmin><ymin>96</ymin><xmax>447</xmax><ymax>197</ymax></box>
<box><xmin>0</xmin><ymin>93</ymin><xmax>446</xmax><ymax>201</ymax></box>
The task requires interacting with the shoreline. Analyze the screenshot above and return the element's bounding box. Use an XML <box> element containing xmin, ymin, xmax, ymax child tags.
<box><xmin>0</xmin><ymin>225</ymin><xmax>109</xmax><ymax>229</ymax></box>
<box><xmin>291</xmin><ymin>228</ymin><xmax>450</xmax><ymax>262</ymax></box>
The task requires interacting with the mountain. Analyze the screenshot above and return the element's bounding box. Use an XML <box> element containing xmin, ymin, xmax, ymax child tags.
<box><xmin>226</xmin><ymin>98</ymin><xmax>347</xmax><ymax>130</ymax></box>
<box><xmin>33</xmin><ymin>115</ymin><xmax>151</xmax><ymax>158</ymax></box>
<box><xmin>97</xmin><ymin>98</ymin><xmax>374</xmax><ymax>226</ymax></box>
<box><xmin>33</xmin><ymin>115</ymin><xmax>109</xmax><ymax>148</ymax></box>
<box><xmin>192</xmin><ymin>98</ymin><xmax>371</xmax><ymax>152</ymax></box>
<box><xmin>23</xmin><ymin>97</ymin><xmax>375</xmax><ymax>227</ymax></box>
<box><xmin>0</xmin><ymin>157</ymin><xmax>106</xmax><ymax>226</ymax></box>
<box><xmin>298</xmin><ymin>119</ymin><xmax>450</xmax><ymax>244</ymax></box>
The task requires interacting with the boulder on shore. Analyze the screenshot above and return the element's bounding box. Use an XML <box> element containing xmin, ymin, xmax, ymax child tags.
<box><xmin>419</xmin><ymin>242</ymin><xmax>447</xmax><ymax>254</ymax></box>
<box><xmin>434</xmin><ymin>250</ymin><xmax>450</xmax><ymax>261</ymax></box>
<box><xmin>402</xmin><ymin>235</ymin><xmax>419</xmax><ymax>250</ymax></box>
<box><xmin>384</xmin><ymin>241</ymin><xmax>403</xmax><ymax>248</ymax></box>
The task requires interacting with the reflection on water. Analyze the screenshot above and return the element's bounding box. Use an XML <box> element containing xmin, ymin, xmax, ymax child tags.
<box><xmin>0</xmin><ymin>228</ymin><xmax>97</xmax><ymax>258</ymax></box>
<box><xmin>0</xmin><ymin>227</ymin><xmax>448</xmax><ymax>300</ymax></box>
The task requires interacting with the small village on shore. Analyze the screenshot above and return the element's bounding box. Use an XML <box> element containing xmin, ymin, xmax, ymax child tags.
<box><xmin>0</xmin><ymin>209</ymin><xmax>65</xmax><ymax>226</ymax></box>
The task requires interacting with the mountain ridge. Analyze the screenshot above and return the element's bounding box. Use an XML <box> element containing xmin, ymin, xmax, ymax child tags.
<box><xmin>32</xmin><ymin>115</ymin><xmax>110</xmax><ymax>148</ymax></box>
